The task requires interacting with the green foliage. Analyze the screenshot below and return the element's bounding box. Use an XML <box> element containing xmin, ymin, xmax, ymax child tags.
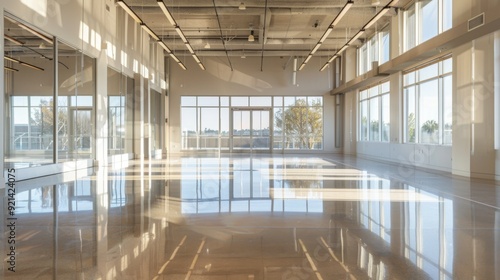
<box><xmin>421</xmin><ymin>119</ymin><xmax>438</xmax><ymax>133</ymax></box>
<box><xmin>275</xmin><ymin>99</ymin><xmax>322</xmax><ymax>149</ymax></box>
<box><xmin>408</xmin><ymin>113</ymin><xmax>415</xmax><ymax>142</ymax></box>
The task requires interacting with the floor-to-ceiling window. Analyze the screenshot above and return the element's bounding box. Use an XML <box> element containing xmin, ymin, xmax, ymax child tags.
<box><xmin>403</xmin><ymin>56</ymin><xmax>452</xmax><ymax>144</ymax></box>
<box><xmin>180</xmin><ymin>96</ymin><xmax>323</xmax><ymax>151</ymax></box>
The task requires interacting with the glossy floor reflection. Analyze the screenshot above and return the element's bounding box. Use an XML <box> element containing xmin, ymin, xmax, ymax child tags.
<box><xmin>1</xmin><ymin>155</ymin><xmax>500</xmax><ymax>279</ymax></box>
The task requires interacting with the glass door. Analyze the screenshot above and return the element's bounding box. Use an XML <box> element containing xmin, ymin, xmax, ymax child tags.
<box><xmin>231</xmin><ymin>108</ymin><xmax>271</xmax><ymax>152</ymax></box>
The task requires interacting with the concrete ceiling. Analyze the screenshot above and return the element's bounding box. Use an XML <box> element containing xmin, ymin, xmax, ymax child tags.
<box><xmin>2</xmin><ymin>0</ymin><xmax>411</xmax><ymax>64</ymax></box>
<box><xmin>128</xmin><ymin>0</ymin><xmax>408</xmax><ymax>57</ymax></box>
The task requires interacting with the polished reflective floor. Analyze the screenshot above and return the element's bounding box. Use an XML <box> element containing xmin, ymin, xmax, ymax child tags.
<box><xmin>1</xmin><ymin>154</ymin><xmax>500</xmax><ymax>279</ymax></box>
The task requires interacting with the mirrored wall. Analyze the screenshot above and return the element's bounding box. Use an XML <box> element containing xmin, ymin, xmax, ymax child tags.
<box><xmin>3</xmin><ymin>14</ymin><xmax>95</xmax><ymax>168</ymax></box>
<box><xmin>107</xmin><ymin>67</ymin><xmax>134</xmax><ymax>156</ymax></box>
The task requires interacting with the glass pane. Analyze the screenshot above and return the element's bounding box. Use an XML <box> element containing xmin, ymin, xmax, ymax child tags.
<box><xmin>252</xmin><ymin>110</ymin><xmax>270</xmax><ymax>149</ymax></box>
<box><xmin>273</xmin><ymin>96</ymin><xmax>283</xmax><ymax>106</ymax></box>
<box><xmin>443</xmin><ymin>57</ymin><xmax>452</xmax><ymax>74</ymax></box>
<box><xmin>406</xmin><ymin>86</ymin><xmax>416</xmax><ymax>143</ymax></box>
<box><xmin>418</xmin><ymin>63</ymin><xmax>438</xmax><ymax>81</ymax></box>
<box><xmin>71</xmin><ymin>95</ymin><xmax>93</xmax><ymax>107</ymax></box>
<box><xmin>360</xmin><ymin>90</ymin><xmax>367</xmax><ymax>100</ymax></box>
<box><xmin>181</xmin><ymin>96</ymin><xmax>196</xmax><ymax>106</ymax></box>
<box><xmin>381</xmin><ymin>94</ymin><xmax>390</xmax><ymax>142</ymax></box>
<box><xmin>198</xmin><ymin>96</ymin><xmax>219</xmax><ymax>106</ymax></box>
<box><xmin>233</xmin><ymin>110</ymin><xmax>251</xmax><ymax>149</ymax></box>
<box><xmin>220</xmin><ymin>96</ymin><xmax>229</xmax><ymax>106</ymax></box>
<box><xmin>12</xmin><ymin>96</ymin><xmax>28</xmax><ymax>106</ymax></box>
<box><xmin>360</xmin><ymin>100</ymin><xmax>368</xmax><ymax>141</ymax></box>
<box><xmin>250</xmin><ymin>96</ymin><xmax>272</xmax><ymax>106</ymax></box>
<box><xmin>231</xmin><ymin>96</ymin><xmax>248</xmax><ymax>106</ymax></box>
<box><xmin>404</xmin><ymin>72</ymin><xmax>415</xmax><ymax>86</ymax></box>
<box><xmin>443</xmin><ymin>0</ymin><xmax>453</xmax><ymax>31</ymax></box>
<box><xmin>308</xmin><ymin>96</ymin><xmax>323</xmax><ymax>106</ymax></box>
<box><xmin>181</xmin><ymin>107</ymin><xmax>197</xmax><ymax>149</ymax></box>
<box><xmin>220</xmin><ymin>108</ymin><xmax>229</xmax><ymax>149</ymax></box>
<box><xmin>381</xmin><ymin>30</ymin><xmax>390</xmax><ymax>64</ymax></box>
<box><xmin>284</xmin><ymin>96</ymin><xmax>296</xmax><ymax>106</ymax></box>
<box><xmin>443</xmin><ymin>75</ymin><xmax>453</xmax><ymax>145</ymax></box>
<box><xmin>405</xmin><ymin>5</ymin><xmax>416</xmax><ymax>50</ymax></box>
<box><xmin>295</xmin><ymin>97</ymin><xmax>307</xmax><ymax>106</ymax></box>
<box><xmin>381</xmin><ymin>81</ymin><xmax>390</xmax><ymax>93</ymax></box>
<box><xmin>420</xmin><ymin>0</ymin><xmax>438</xmax><ymax>42</ymax></box>
<box><xmin>369</xmin><ymin>97</ymin><xmax>380</xmax><ymax>141</ymax></box>
<box><xmin>200</xmin><ymin>108</ymin><xmax>219</xmax><ymax>149</ymax></box>
<box><xmin>419</xmin><ymin>80</ymin><xmax>439</xmax><ymax>144</ymax></box>
<box><xmin>4</xmin><ymin>16</ymin><xmax>55</xmax><ymax>167</ymax></box>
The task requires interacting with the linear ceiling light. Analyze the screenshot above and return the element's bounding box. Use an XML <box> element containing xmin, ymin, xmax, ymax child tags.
<box><xmin>319</xmin><ymin>63</ymin><xmax>329</xmax><ymax>72</ymax></box>
<box><xmin>331</xmin><ymin>0</ymin><xmax>354</xmax><ymax>27</ymax></box>
<box><xmin>18</xmin><ymin>23</ymin><xmax>52</xmax><ymax>44</ymax></box>
<box><xmin>4</xmin><ymin>56</ymin><xmax>21</xmax><ymax>63</ymax></box>
<box><xmin>364</xmin><ymin>7</ymin><xmax>390</xmax><ymax>29</ymax></box>
<box><xmin>20</xmin><ymin>61</ymin><xmax>44</xmax><ymax>71</ymax></box>
<box><xmin>192</xmin><ymin>55</ymin><xmax>201</xmax><ymax>63</ymax></box>
<box><xmin>169</xmin><ymin>53</ymin><xmax>180</xmax><ymax>63</ymax></box>
<box><xmin>5</xmin><ymin>66</ymin><xmax>19</xmax><ymax>72</ymax></box>
<box><xmin>117</xmin><ymin>0</ymin><xmax>185</xmax><ymax>70</ymax></box>
<box><xmin>117</xmin><ymin>0</ymin><xmax>142</xmax><ymax>24</ymax></box>
<box><xmin>327</xmin><ymin>55</ymin><xmax>338</xmax><ymax>63</ymax></box>
<box><xmin>5</xmin><ymin>56</ymin><xmax>45</xmax><ymax>71</ymax></box>
<box><xmin>198</xmin><ymin>63</ymin><xmax>206</xmax><ymax>70</ymax></box>
<box><xmin>319</xmin><ymin>27</ymin><xmax>333</xmax><ymax>43</ymax></box>
<box><xmin>157</xmin><ymin>0</ymin><xmax>177</xmax><ymax>26</ymax></box>
<box><xmin>347</xmin><ymin>30</ymin><xmax>365</xmax><ymax>45</ymax></box>
<box><xmin>175</xmin><ymin>27</ymin><xmax>188</xmax><ymax>43</ymax></box>
<box><xmin>304</xmin><ymin>54</ymin><xmax>313</xmax><ymax>64</ymax></box>
<box><xmin>185</xmin><ymin>43</ymin><xmax>195</xmax><ymax>54</ymax></box>
<box><xmin>158</xmin><ymin>41</ymin><xmax>172</xmax><ymax>53</ymax></box>
<box><xmin>4</xmin><ymin>34</ymin><xmax>24</xmax><ymax>45</ymax></box>
<box><xmin>141</xmin><ymin>23</ymin><xmax>160</xmax><ymax>41</ymax></box>
<box><xmin>298</xmin><ymin>63</ymin><xmax>306</xmax><ymax>71</ymax></box>
<box><xmin>178</xmin><ymin>62</ymin><xmax>187</xmax><ymax>70</ymax></box>
<box><xmin>310</xmin><ymin>44</ymin><xmax>322</xmax><ymax>55</ymax></box>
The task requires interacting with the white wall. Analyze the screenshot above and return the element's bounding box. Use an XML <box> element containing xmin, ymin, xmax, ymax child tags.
<box><xmin>340</xmin><ymin>0</ymin><xmax>500</xmax><ymax>177</ymax></box>
<box><xmin>1</xmin><ymin>0</ymin><xmax>166</xmax><ymax>173</ymax></box>
<box><xmin>169</xmin><ymin>56</ymin><xmax>338</xmax><ymax>153</ymax></box>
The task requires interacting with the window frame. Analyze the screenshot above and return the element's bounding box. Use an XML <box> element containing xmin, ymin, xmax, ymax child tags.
<box><xmin>403</xmin><ymin>55</ymin><xmax>452</xmax><ymax>145</ymax></box>
<box><xmin>358</xmin><ymin>81</ymin><xmax>391</xmax><ymax>142</ymax></box>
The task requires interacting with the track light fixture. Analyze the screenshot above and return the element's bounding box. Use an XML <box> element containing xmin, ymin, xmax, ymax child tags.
<box><xmin>248</xmin><ymin>30</ymin><xmax>255</xmax><ymax>42</ymax></box>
